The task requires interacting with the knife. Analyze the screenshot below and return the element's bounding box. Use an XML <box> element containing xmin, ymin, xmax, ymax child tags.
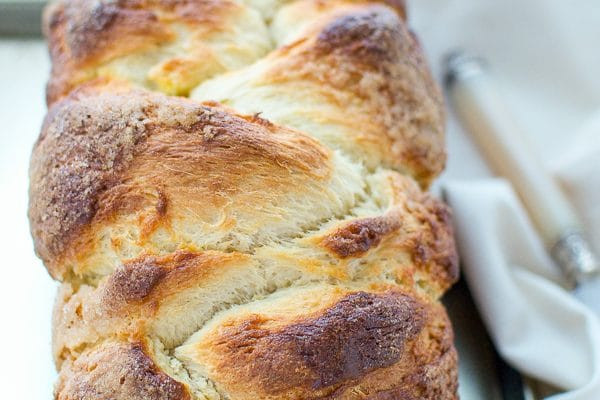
<box><xmin>444</xmin><ymin>52</ymin><xmax>600</xmax><ymax>306</ymax></box>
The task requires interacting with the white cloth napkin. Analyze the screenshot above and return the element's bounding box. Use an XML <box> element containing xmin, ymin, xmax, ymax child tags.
<box><xmin>445</xmin><ymin>171</ymin><xmax>600</xmax><ymax>398</ymax></box>
<box><xmin>407</xmin><ymin>0</ymin><xmax>600</xmax><ymax>398</ymax></box>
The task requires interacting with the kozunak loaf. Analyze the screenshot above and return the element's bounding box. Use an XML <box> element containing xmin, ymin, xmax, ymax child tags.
<box><xmin>29</xmin><ymin>0</ymin><xmax>460</xmax><ymax>398</ymax></box>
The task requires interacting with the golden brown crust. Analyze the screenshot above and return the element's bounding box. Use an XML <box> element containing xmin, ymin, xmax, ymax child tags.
<box><xmin>55</xmin><ymin>341</ymin><xmax>191</xmax><ymax>400</ymax></box>
<box><xmin>45</xmin><ymin>0</ymin><xmax>443</xmax><ymax>185</ymax></box>
<box><xmin>44</xmin><ymin>0</ymin><xmax>270</xmax><ymax>103</ymax></box>
<box><xmin>321</xmin><ymin>215</ymin><xmax>402</xmax><ymax>258</ymax></box>
<box><xmin>43</xmin><ymin>0</ymin><xmax>408</xmax><ymax>99</ymax></box>
<box><xmin>44</xmin><ymin>0</ymin><xmax>170</xmax><ymax>103</ymax></box>
<box><xmin>318</xmin><ymin>174</ymin><xmax>459</xmax><ymax>293</ymax></box>
<box><xmin>284</xmin><ymin>5</ymin><xmax>446</xmax><ymax>185</ymax></box>
<box><xmin>99</xmin><ymin>251</ymin><xmax>248</xmax><ymax>310</ymax></box>
<box><xmin>326</xmin><ymin>300</ymin><xmax>458</xmax><ymax>400</ymax></box>
<box><xmin>191</xmin><ymin>3</ymin><xmax>445</xmax><ymax>186</ymax></box>
<box><xmin>314</xmin><ymin>5</ymin><xmax>403</xmax><ymax>61</ymax></box>
<box><xmin>176</xmin><ymin>287</ymin><xmax>457</xmax><ymax>399</ymax></box>
<box><xmin>207</xmin><ymin>291</ymin><xmax>426</xmax><ymax>393</ymax></box>
<box><xmin>51</xmin><ymin>184</ymin><xmax>458</xmax><ymax>363</ymax></box>
<box><xmin>411</xmin><ymin>195</ymin><xmax>460</xmax><ymax>289</ymax></box>
<box><xmin>360</xmin><ymin>348</ymin><xmax>458</xmax><ymax>400</ymax></box>
<box><xmin>51</xmin><ymin>250</ymin><xmax>254</xmax><ymax>367</ymax></box>
<box><xmin>30</xmin><ymin>83</ymin><xmax>152</xmax><ymax>272</ymax></box>
<box><xmin>36</xmin><ymin>86</ymin><xmax>458</xmax><ymax>397</ymax></box>
<box><xmin>29</xmin><ymin>83</ymin><xmax>331</xmax><ymax>278</ymax></box>
<box><xmin>104</xmin><ymin>254</ymin><xmax>172</xmax><ymax>303</ymax></box>
<box><xmin>34</xmin><ymin>0</ymin><xmax>459</xmax><ymax>398</ymax></box>
<box><xmin>45</xmin><ymin>0</ymin><xmax>169</xmax><ymax>62</ymax></box>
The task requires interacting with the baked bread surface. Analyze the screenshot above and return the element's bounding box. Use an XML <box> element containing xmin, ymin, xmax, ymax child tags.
<box><xmin>30</xmin><ymin>0</ymin><xmax>459</xmax><ymax>398</ymax></box>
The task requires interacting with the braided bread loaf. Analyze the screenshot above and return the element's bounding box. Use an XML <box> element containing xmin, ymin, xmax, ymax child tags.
<box><xmin>30</xmin><ymin>0</ymin><xmax>459</xmax><ymax>398</ymax></box>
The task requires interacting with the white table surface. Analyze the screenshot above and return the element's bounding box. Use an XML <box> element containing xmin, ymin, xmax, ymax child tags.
<box><xmin>0</xmin><ymin>39</ymin><xmax>56</xmax><ymax>398</ymax></box>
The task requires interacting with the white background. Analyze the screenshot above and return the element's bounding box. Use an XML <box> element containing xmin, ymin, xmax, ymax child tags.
<box><xmin>0</xmin><ymin>39</ymin><xmax>56</xmax><ymax>398</ymax></box>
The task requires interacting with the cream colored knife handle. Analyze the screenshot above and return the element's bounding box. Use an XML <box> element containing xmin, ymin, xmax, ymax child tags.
<box><xmin>445</xmin><ymin>52</ymin><xmax>599</xmax><ymax>285</ymax></box>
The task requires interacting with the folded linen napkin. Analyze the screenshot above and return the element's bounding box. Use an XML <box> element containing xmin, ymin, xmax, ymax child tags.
<box><xmin>443</xmin><ymin>114</ymin><xmax>600</xmax><ymax>398</ymax></box>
